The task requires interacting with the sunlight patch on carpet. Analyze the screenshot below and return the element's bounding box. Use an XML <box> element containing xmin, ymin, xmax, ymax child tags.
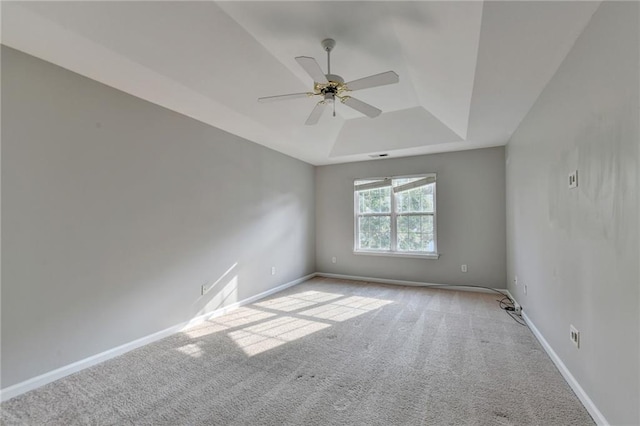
<box><xmin>300</xmin><ymin>296</ymin><xmax>392</xmax><ymax>322</ymax></box>
<box><xmin>184</xmin><ymin>307</ymin><xmax>276</xmax><ymax>338</ymax></box>
<box><xmin>228</xmin><ymin>316</ymin><xmax>330</xmax><ymax>356</ymax></box>
<box><xmin>227</xmin><ymin>294</ymin><xmax>392</xmax><ymax>356</ymax></box>
<box><xmin>254</xmin><ymin>290</ymin><xmax>344</xmax><ymax>312</ymax></box>
<box><xmin>175</xmin><ymin>343</ymin><xmax>204</xmax><ymax>358</ymax></box>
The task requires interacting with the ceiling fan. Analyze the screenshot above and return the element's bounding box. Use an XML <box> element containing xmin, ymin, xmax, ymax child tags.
<box><xmin>258</xmin><ymin>38</ymin><xmax>399</xmax><ymax>125</ymax></box>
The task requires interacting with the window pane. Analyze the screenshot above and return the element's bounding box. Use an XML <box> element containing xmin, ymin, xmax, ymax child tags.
<box><xmin>358</xmin><ymin>187</ymin><xmax>391</xmax><ymax>214</ymax></box>
<box><xmin>358</xmin><ymin>216</ymin><xmax>391</xmax><ymax>250</ymax></box>
<box><xmin>424</xmin><ymin>183</ymin><xmax>434</xmax><ymax>213</ymax></box>
<box><xmin>397</xmin><ymin>215</ymin><xmax>434</xmax><ymax>252</ymax></box>
<box><xmin>392</xmin><ymin>177</ymin><xmax>422</xmax><ymax>187</ymax></box>
<box><xmin>396</xmin><ymin>183</ymin><xmax>434</xmax><ymax>213</ymax></box>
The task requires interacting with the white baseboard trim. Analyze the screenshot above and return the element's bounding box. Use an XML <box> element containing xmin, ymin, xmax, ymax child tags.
<box><xmin>0</xmin><ymin>273</ymin><xmax>315</xmax><ymax>402</ymax></box>
<box><xmin>315</xmin><ymin>272</ymin><xmax>508</xmax><ymax>295</ymax></box>
<box><xmin>9</xmin><ymin>270</ymin><xmax>606</xmax><ymax>426</ymax></box>
<box><xmin>521</xmin><ymin>310</ymin><xmax>608</xmax><ymax>426</ymax></box>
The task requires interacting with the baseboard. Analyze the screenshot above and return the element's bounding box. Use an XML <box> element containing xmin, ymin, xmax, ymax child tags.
<box><xmin>9</xmin><ymin>270</ymin><xmax>604</xmax><ymax>426</ymax></box>
<box><xmin>520</xmin><ymin>310</ymin><xmax>608</xmax><ymax>426</ymax></box>
<box><xmin>0</xmin><ymin>272</ymin><xmax>315</xmax><ymax>402</ymax></box>
<box><xmin>316</xmin><ymin>272</ymin><xmax>508</xmax><ymax>295</ymax></box>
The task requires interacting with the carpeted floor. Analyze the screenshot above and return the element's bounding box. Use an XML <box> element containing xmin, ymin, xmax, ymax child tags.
<box><xmin>1</xmin><ymin>277</ymin><xmax>594</xmax><ymax>425</ymax></box>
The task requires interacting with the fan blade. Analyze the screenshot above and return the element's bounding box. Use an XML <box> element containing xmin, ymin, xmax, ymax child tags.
<box><xmin>258</xmin><ymin>92</ymin><xmax>314</xmax><ymax>103</ymax></box>
<box><xmin>345</xmin><ymin>71</ymin><xmax>399</xmax><ymax>91</ymax></box>
<box><xmin>305</xmin><ymin>101</ymin><xmax>326</xmax><ymax>125</ymax></box>
<box><xmin>295</xmin><ymin>56</ymin><xmax>328</xmax><ymax>83</ymax></box>
<box><xmin>341</xmin><ymin>97</ymin><xmax>382</xmax><ymax>118</ymax></box>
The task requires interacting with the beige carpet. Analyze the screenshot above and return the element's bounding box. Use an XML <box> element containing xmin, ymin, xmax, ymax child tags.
<box><xmin>1</xmin><ymin>277</ymin><xmax>594</xmax><ymax>425</ymax></box>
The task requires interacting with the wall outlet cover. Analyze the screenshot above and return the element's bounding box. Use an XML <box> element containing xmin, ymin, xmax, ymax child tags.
<box><xmin>569</xmin><ymin>170</ymin><xmax>578</xmax><ymax>188</ymax></box>
<box><xmin>570</xmin><ymin>325</ymin><xmax>580</xmax><ymax>348</ymax></box>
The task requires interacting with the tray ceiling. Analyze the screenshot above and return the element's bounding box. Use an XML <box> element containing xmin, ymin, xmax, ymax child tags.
<box><xmin>1</xmin><ymin>1</ymin><xmax>600</xmax><ymax>165</ymax></box>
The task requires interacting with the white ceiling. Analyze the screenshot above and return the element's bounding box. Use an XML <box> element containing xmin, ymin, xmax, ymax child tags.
<box><xmin>1</xmin><ymin>1</ymin><xmax>600</xmax><ymax>165</ymax></box>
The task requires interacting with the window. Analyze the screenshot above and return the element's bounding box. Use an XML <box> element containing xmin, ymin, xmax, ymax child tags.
<box><xmin>354</xmin><ymin>174</ymin><xmax>437</xmax><ymax>258</ymax></box>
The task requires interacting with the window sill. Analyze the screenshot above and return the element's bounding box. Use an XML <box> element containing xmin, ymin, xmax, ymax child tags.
<box><xmin>353</xmin><ymin>250</ymin><xmax>440</xmax><ymax>260</ymax></box>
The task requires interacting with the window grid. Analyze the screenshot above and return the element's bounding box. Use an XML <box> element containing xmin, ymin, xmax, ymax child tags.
<box><xmin>354</xmin><ymin>175</ymin><xmax>437</xmax><ymax>256</ymax></box>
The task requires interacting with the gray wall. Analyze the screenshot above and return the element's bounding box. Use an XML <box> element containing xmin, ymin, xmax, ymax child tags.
<box><xmin>1</xmin><ymin>47</ymin><xmax>316</xmax><ymax>388</ymax></box>
<box><xmin>316</xmin><ymin>147</ymin><xmax>506</xmax><ymax>288</ymax></box>
<box><xmin>505</xmin><ymin>2</ymin><xmax>639</xmax><ymax>425</ymax></box>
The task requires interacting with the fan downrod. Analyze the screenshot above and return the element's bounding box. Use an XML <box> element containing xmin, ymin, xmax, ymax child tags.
<box><xmin>322</xmin><ymin>38</ymin><xmax>336</xmax><ymax>75</ymax></box>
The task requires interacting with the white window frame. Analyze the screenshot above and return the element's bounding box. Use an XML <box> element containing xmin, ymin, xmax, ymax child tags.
<box><xmin>353</xmin><ymin>173</ymin><xmax>439</xmax><ymax>259</ymax></box>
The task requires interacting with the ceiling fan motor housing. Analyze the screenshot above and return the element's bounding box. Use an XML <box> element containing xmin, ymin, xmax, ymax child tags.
<box><xmin>325</xmin><ymin>74</ymin><xmax>344</xmax><ymax>84</ymax></box>
<box><xmin>316</xmin><ymin>74</ymin><xmax>346</xmax><ymax>102</ymax></box>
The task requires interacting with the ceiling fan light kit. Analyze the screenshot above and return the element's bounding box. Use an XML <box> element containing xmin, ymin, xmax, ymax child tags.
<box><xmin>258</xmin><ymin>38</ymin><xmax>399</xmax><ymax>125</ymax></box>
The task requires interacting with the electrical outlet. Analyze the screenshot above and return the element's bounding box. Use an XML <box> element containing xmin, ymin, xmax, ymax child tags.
<box><xmin>523</xmin><ymin>283</ymin><xmax>528</xmax><ymax>295</ymax></box>
<box><xmin>570</xmin><ymin>325</ymin><xmax>580</xmax><ymax>348</ymax></box>
<box><xmin>461</xmin><ymin>264</ymin><xmax>468</xmax><ymax>273</ymax></box>
<box><xmin>514</xmin><ymin>276</ymin><xmax>518</xmax><ymax>286</ymax></box>
<box><xmin>331</xmin><ymin>256</ymin><xmax>337</xmax><ymax>264</ymax></box>
<box><xmin>271</xmin><ymin>266</ymin><xmax>276</xmax><ymax>276</ymax></box>
<box><xmin>569</xmin><ymin>170</ymin><xmax>578</xmax><ymax>189</ymax></box>
<box><xmin>201</xmin><ymin>284</ymin><xmax>209</xmax><ymax>296</ymax></box>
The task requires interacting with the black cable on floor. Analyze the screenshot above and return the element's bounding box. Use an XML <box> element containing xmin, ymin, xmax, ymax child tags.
<box><xmin>416</xmin><ymin>283</ymin><xmax>527</xmax><ymax>326</ymax></box>
<box><xmin>505</xmin><ymin>309</ymin><xmax>527</xmax><ymax>326</ymax></box>
<box><xmin>496</xmin><ymin>296</ymin><xmax>526</xmax><ymax>326</ymax></box>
